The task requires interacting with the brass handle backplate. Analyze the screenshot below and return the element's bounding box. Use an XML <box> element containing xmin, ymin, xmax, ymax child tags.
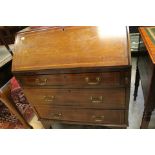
<box><xmin>90</xmin><ymin>96</ymin><xmax>103</xmax><ymax>103</ymax></box>
<box><xmin>51</xmin><ymin>113</ymin><xmax>62</xmax><ymax>119</ymax></box>
<box><xmin>125</xmin><ymin>77</ymin><xmax>129</xmax><ymax>85</ymax></box>
<box><xmin>35</xmin><ymin>78</ymin><xmax>47</xmax><ymax>86</ymax></box>
<box><xmin>85</xmin><ymin>77</ymin><xmax>101</xmax><ymax>85</ymax></box>
<box><xmin>92</xmin><ymin>115</ymin><xmax>104</xmax><ymax>122</ymax></box>
<box><xmin>44</xmin><ymin>96</ymin><xmax>55</xmax><ymax>102</ymax></box>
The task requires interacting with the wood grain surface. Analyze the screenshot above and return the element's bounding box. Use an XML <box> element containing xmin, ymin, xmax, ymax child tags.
<box><xmin>12</xmin><ymin>26</ymin><xmax>129</xmax><ymax>72</ymax></box>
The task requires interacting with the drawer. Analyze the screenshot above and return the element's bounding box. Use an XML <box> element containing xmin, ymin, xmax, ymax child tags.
<box><xmin>34</xmin><ymin>107</ymin><xmax>125</xmax><ymax>125</ymax></box>
<box><xmin>17</xmin><ymin>72</ymin><xmax>127</xmax><ymax>88</ymax></box>
<box><xmin>24</xmin><ymin>88</ymin><xmax>126</xmax><ymax>109</ymax></box>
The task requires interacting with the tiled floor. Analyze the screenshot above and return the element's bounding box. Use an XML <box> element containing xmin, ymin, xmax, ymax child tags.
<box><xmin>29</xmin><ymin>57</ymin><xmax>155</xmax><ymax>129</ymax></box>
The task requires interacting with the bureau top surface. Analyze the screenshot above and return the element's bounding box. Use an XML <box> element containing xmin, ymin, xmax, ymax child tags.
<box><xmin>139</xmin><ymin>27</ymin><xmax>155</xmax><ymax>64</ymax></box>
<box><xmin>12</xmin><ymin>26</ymin><xmax>130</xmax><ymax>72</ymax></box>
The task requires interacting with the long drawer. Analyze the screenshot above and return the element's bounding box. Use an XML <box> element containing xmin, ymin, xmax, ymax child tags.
<box><xmin>17</xmin><ymin>71</ymin><xmax>128</xmax><ymax>88</ymax></box>
<box><xmin>34</xmin><ymin>107</ymin><xmax>125</xmax><ymax>125</ymax></box>
<box><xmin>23</xmin><ymin>88</ymin><xmax>126</xmax><ymax>109</ymax></box>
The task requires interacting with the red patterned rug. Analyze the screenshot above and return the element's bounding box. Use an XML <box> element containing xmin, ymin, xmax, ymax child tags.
<box><xmin>0</xmin><ymin>77</ymin><xmax>35</xmax><ymax>129</ymax></box>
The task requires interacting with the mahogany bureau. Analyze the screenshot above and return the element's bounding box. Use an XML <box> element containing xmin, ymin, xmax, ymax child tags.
<box><xmin>12</xmin><ymin>26</ymin><xmax>131</xmax><ymax>129</ymax></box>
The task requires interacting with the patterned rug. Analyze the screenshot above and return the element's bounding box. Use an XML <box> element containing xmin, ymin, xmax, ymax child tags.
<box><xmin>0</xmin><ymin>77</ymin><xmax>35</xmax><ymax>129</ymax></box>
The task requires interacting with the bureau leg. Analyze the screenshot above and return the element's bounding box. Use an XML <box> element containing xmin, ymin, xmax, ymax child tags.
<box><xmin>140</xmin><ymin>110</ymin><xmax>152</xmax><ymax>129</ymax></box>
<box><xmin>134</xmin><ymin>66</ymin><xmax>140</xmax><ymax>101</ymax></box>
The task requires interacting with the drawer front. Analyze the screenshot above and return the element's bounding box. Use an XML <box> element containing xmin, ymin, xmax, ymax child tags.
<box><xmin>34</xmin><ymin>107</ymin><xmax>125</xmax><ymax>125</ymax></box>
<box><xmin>17</xmin><ymin>72</ymin><xmax>127</xmax><ymax>88</ymax></box>
<box><xmin>24</xmin><ymin>88</ymin><xmax>126</xmax><ymax>109</ymax></box>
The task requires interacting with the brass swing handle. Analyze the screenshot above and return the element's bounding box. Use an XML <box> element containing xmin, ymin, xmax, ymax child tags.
<box><xmin>44</xmin><ymin>96</ymin><xmax>55</xmax><ymax>102</ymax></box>
<box><xmin>85</xmin><ymin>77</ymin><xmax>101</xmax><ymax>85</ymax></box>
<box><xmin>51</xmin><ymin>113</ymin><xmax>62</xmax><ymax>119</ymax></box>
<box><xmin>35</xmin><ymin>78</ymin><xmax>47</xmax><ymax>86</ymax></box>
<box><xmin>92</xmin><ymin>115</ymin><xmax>104</xmax><ymax>122</ymax></box>
<box><xmin>90</xmin><ymin>96</ymin><xmax>103</xmax><ymax>103</ymax></box>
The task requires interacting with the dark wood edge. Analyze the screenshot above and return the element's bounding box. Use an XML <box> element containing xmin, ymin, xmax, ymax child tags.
<box><xmin>149</xmin><ymin>65</ymin><xmax>155</xmax><ymax>110</ymax></box>
<box><xmin>31</xmin><ymin>104</ymin><xmax>126</xmax><ymax>110</ymax></box>
<box><xmin>12</xmin><ymin>65</ymin><xmax>131</xmax><ymax>76</ymax></box>
<box><xmin>39</xmin><ymin>118</ymin><xmax>127</xmax><ymax>129</ymax></box>
<box><xmin>125</xmin><ymin>69</ymin><xmax>131</xmax><ymax>109</ymax></box>
<box><xmin>18</xmin><ymin>85</ymin><xmax>128</xmax><ymax>89</ymax></box>
<box><xmin>126</xmin><ymin>26</ymin><xmax>132</xmax><ymax>66</ymax></box>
